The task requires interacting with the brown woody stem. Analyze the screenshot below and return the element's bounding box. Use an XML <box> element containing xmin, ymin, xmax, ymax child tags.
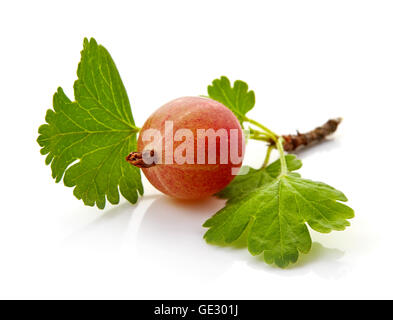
<box><xmin>280</xmin><ymin>118</ymin><xmax>342</xmax><ymax>152</ymax></box>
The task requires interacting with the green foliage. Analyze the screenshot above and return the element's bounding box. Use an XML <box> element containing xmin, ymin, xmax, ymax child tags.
<box><xmin>204</xmin><ymin>156</ymin><xmax>354</xmax><ymax>268</ymax></box>
<box><xmin>216</xmin><ymin>155</ymin><xmax>302</xmax><ymax>199</ymax></box>
<box><xmin>37</xmin><ymin>41</ymin><xmax>354</xmax><ymax>269</ymax></box>
<box><xmin>208</xmin><ymin>76</ymin><xmax>255</xmax><ymax>125</ymax></box>
<box><xmin>37</xmin><ymin>38</ymin><xmax>143</xmax><ymax>209</ymax></box>
<box><xmin>206</xmin><ymin>77</ymin><xmax>354</xmax><ymax>268</ymax></box>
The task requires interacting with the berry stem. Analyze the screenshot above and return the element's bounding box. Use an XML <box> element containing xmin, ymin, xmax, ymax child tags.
<box><xmin>244</xmin><ymin>117</ymin><xmax>278</xmax><ymax>142</ymax></box>
<box><xmin>281</xmin><ymin>118</ymin><xmax>342</xmax><ymax>152</ymax></box>
<box><xmin>276</xmin><ymin>137</ymin><xmax>288</xmax><ymax>177</ymax></box>
<box><xmin>248</xmin><ymin>129</ymin><xmax>271</xmax><ymax>142</ymax></box>
<box><xmin>245</xmin><ymin>117</ymin><xmax>342</xmax><ymax>175</ymax></box>
<box><xmin>261</xmin><ymin>145</ymin><xmax>273</xmax><ymax>169</ymax></box>
<box><xmin>247</xmin><ymin>117</ymin><xmax>342</xmax><ymax>152</ymax></box>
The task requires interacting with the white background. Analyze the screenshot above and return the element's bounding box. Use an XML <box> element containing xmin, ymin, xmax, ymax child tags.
<box><xmin>0</xmin><ymin>0</ymin><xmax>392</xmax><ymax>299</ymax></box>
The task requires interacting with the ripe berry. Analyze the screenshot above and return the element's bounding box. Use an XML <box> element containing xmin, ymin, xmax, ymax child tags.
<box><xmin>135</xmin><ymin>97</ymin><xmax>244</xmax><ymax>200</ymax></box>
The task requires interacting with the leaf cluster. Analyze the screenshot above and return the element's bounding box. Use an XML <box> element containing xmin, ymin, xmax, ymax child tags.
<box><xmin>206</xmin><ymin>77</ymin><xmax>354</xmax><ymax>268</ymax></box>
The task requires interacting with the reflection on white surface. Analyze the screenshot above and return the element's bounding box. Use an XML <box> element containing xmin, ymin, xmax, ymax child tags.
<box><xmin>134</xmin><ymin>196</ymin><xmax>246</xmax><ymax>281</ymax></box>
<box><xmin>63</xmin><ymin>202</ymin><xmax>140</xmax><ymax>252</ymax></box>
<box><xmin>247</xmin><ymin>242</ymin><xmax>349</xmax><ymax>279</ymax></box>
<box><xmin>131</xmin><ymin>194</ymin><xmax>353</xmax><ymax>282</ymax></box>
<box><xmin>63</xmin><ymin>190</ymin><xmax>354</xmax><ymax>282</ymax></box>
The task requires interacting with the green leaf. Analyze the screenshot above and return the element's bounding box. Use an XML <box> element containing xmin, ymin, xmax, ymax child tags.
<box><xmin>216</xmin><ymin>155</ymin><xmax>302</xmax><ymax>199</ymax></box>
<box><xmin>208</xmin><ymin>76</ymin><xmax>255</xmax><ymax>125</ymax></box>
<box><xmin>204</xmin><ymin>173</ymin><xmax>354</xmax><ymax>268</ymax></box>
<box><xmin>37</xmin><ymin>38</ymin><xmax>143</xmax><ymax>209</ymax></box>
